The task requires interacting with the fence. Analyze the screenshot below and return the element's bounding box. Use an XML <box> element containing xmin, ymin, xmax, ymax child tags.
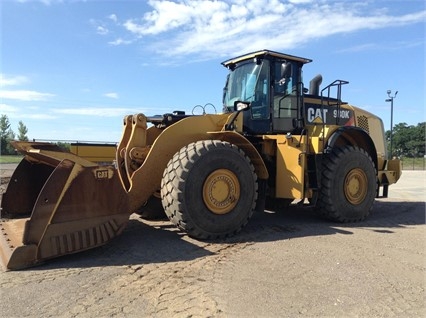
<box><xmin>401</xmin><ymin>157</ymin><xmax>426</xmax><ymax>170</ymax></box>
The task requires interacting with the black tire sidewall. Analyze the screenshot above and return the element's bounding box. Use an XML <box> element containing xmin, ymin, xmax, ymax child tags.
<box><xmin>321</xmin><ymin>146</ymin><xmax>377</xmax><ymax>221</ymax></box>
<box><xmin>182</xmin><ymin>142</ymin><xmax>257</xmax><ymax>236</ymax></box>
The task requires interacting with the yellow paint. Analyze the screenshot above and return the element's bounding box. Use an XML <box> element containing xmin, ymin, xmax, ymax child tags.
<box><xmin>263</xmin><ymin>134</ymin><xmax>307</xmax><ymax>199</ymax></box>
<box><xmin>70</xmin><ymin>143</ymin><xmax>117</xmax><ymax>164</ymax></box>
<box><xmin>118</xmin><ymin>113</ymin><xmax>269</xmax><ymax>211</ymax></box>
<box><xmin>202</xmin><ymin>169</ymin><xmax>240</xmax><ymax>215</ymax></box>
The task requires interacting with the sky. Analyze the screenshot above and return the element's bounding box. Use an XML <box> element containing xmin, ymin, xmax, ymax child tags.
<box><xmin>0</xmin><ymin>0</ymin><xmax>425</xmax><ymax>143</ymax></box>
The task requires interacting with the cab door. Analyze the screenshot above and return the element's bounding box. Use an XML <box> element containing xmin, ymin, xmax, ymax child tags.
<box><xmin>272</xmin><ymin>61</ymin><xmax>301</xmax><ymax>133</ymax></box>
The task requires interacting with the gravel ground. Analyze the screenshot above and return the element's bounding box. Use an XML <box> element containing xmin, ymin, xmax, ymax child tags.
<box><xmin>0</xmin><ymin>163</ymin><xmax>424</xmax><ymax>317</ymax></box>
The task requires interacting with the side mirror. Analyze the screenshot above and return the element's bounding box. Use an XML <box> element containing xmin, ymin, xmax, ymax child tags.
<box><xmin>225</xmin><ymin>101</ymin><xmax>250</xmax><ymax>131</ymax></box>
<box><xmin>233</xmin><ymin>101</ymin><xmax>250</xmax><ymax>112</ymax></box>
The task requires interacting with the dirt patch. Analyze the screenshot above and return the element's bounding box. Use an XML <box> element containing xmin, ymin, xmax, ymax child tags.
<box><xmin>0</xmin><ymin>165</ymin><xmax>14</xmax><ymax>195</ymax></box>
<box><xmin>0</xmin><ymin>166</ymin><xmax>424</xmax><ymax>317</ymax></box>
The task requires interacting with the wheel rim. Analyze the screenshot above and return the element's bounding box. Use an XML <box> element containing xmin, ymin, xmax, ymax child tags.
<box><xmin>203</xmin><ymin>169</ymin><xmax>240</xmax><ymax>215</ymax></box>
<box><xmin>344</xmin><ymin>168</ymin><xmax>368</xmax><ymax>205</ymax></box>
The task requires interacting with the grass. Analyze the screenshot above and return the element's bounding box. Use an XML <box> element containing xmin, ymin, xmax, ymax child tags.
<box><xmin>0</xmin><ymin>155</ymin><xmax>24</xmax><ymax>164</ymax></box>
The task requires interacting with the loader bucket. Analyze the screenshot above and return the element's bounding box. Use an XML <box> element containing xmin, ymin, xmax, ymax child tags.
<box><xmin>0</xmin><ymin>142</ymin><xmax>130</xmax><ymax>270</ymax></box>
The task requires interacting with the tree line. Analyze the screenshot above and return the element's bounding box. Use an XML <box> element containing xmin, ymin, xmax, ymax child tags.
<box><xmin>386</xmin><ymin>122</ymin><xmax>425</xmax><ymax>158</ymax></box>
<box><xmin>1</xmin><ymin>114</ymin><xmax>29</xmax><ymax>155</ymax></box>
<box><xmin>0</xmin><ymin>114</ymin><xmax>425</xmax><ymax>158</ymax></box>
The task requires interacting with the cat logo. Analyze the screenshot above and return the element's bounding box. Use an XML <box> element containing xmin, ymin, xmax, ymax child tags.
<box><xmin>94</xmin><ymin>168</ymin><xmax>113</xmax><ymax>179</ymax></box>
<box><xmin>307</xmin><ymin>107</ymin><xmax>328</xmax><ymax>123</ymax></box>
<box><xmin>312</xmin><ymin>116</ymin><xmax>323</xmax><ymax>124</ymax></box>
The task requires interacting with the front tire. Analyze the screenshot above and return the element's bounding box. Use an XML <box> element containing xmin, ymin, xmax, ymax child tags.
<box><xmin>317</xmin><ymin>145</ymin><xmax>377</xmax><ymax>222</ymax></box>
<box><xmin>161</xmin><ymin>140</ymin><xmax>258</xmax><ymax>239</ymax></box>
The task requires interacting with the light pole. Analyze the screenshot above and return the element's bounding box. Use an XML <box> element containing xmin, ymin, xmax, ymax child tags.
<box><xmin>385</xmin><ymin>90</ymin><xmax>398</xmax><ymax>159</ymax></box>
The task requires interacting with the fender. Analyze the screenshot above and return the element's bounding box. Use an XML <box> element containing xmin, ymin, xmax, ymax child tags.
<box><xmin>208</xmin><ymin>131</ymin><xmax>269</xmax><ymax>180</ymax></box>
<box><xmin>326</xmin><ymin>126</ymin><xmax>378</xmax><ymax>169</ymax></box>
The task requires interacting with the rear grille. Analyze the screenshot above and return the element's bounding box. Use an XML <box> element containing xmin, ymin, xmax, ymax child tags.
<box><xmin>357</xmin><ymin>115</ymin><xmax>369</xmax><ymax>133</ymax></box>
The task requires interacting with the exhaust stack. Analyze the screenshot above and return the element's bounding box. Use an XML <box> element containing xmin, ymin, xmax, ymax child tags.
<box><xmin>309</xmin><ymin>74</ymin><xmax>323</xmax><ymax>96</ymax></box>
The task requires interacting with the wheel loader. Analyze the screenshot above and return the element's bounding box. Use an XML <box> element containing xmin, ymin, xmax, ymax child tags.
<box><xmin>0</xmin><ymin>49</ymin><xmax>401</xmax><ymax>270</ymax></box>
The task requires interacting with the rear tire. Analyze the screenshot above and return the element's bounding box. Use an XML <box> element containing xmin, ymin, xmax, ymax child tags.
<box><xmin>317</xmin><ymin>145</ymin><xmax>377</xmax><ymax>222</ymax></box>
<box><xmin>161</xmin><ymin>140</ymin><xmax>258</xmax><ymax>239</ymax></box>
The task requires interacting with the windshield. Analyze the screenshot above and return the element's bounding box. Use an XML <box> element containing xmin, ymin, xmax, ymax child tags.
<box><xmin>223</xmin><ymin>61</ymin><xmax>269</xmax><ymax>110</ymax></box>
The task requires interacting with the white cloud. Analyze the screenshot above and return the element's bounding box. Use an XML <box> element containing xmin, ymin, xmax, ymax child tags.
<box><xmin>336</xmin><ymin>43</ymin><xmax>379</xmax><ymax>53</ymax></box>
<box><xmin>52</xmin><ymin>107</ymin><xmax>130</xmax><ymax>117</ymax></box>
<box><xmin>90</xmin><ymin>18</ymin><xmax>110</xmax><ymax>36</ymax></box>
<box><xmin>0</xmin><ymin>90</ymin><xmax>55</xmax><ymax>101</ymax></box>
<box><xmin>0</xmin><ymin>103</ymin><xmax>19</xmax><ymax>113</ymax></box>
<box><xmin>17</xmin><ymin>0</ymin><xmax>64</xmax><ymax>5</ymax></box>
<box><xmin>25</xmin><ymin>113</ymin><xmax>57</xmax><ymax>120</ymax></box>
<box><xmin>108</xmin><ymin>38</ymin><xmax>133</xmax><ymax>46</ymax></box>
<box><xmin>337</xmin><ymin>38</ymin><xmax>424</xmax><ymax>53</ymax></box>
<box><xmin>104</xmin><ymin>92</ymin><xmax>119</xmax><ymax>99</ymax></box>
<box><xmin>0</xmin><ymin>104</ymin><xmax>56</xmax><ymax>120</ymax></box>
<box><xmin>0</xmin><ymin>74</ymin><xmax>29</xmax><ymax>87</ymax></box>
<box><xmin>104</xmin><ymin>0</ymin><xmax>426</xmax><ymax>61</ymax></box>
<box><xmin>288</xmin><ymin>0</ymin><xmax>312</xmax><ymax>3</ymax></box>
<box><xmin>108</xmin><ymin>14</ymin><xmax>118</xmax><ymax>23</ymax></box>
<box><xmin>96</xmin><ymin>26</ymin><xmax>109</xmax><ymax>35</ymax></box>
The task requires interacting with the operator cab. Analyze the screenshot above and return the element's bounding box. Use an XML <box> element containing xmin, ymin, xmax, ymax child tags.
<box><xmin>222</xmin><ymin>50</ymin><xmax>312</xmax><ymax>134</ymax></box>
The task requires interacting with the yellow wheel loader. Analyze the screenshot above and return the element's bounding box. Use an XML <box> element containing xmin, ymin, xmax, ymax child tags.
<box><xmin>0</xmin><ymin>50</ymin><xmax>401</xmax><ymax>270</ymax></box>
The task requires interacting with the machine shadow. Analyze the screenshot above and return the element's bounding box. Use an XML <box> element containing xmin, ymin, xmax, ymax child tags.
<box><xmin>36</xmin><ymin>199</ymin><xmax>425</xmax><ymax>271</ymax></box>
